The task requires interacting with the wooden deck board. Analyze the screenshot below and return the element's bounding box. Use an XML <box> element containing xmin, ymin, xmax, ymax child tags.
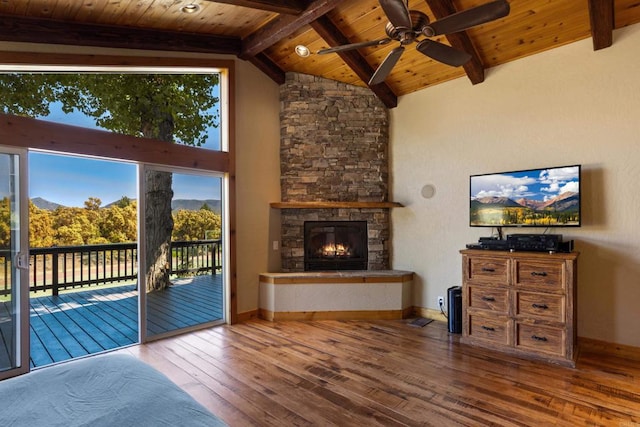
<box><xmin>0</xmin><ymin>301</ymin><xmax>14</xmax><ymax>369</ymax></box>
<box><xmin>30</xmin><ymin>298</ymin><xmax>91</xmax><ymax>359</ymax></box>
<box><xmin>15</xmin><ymin>274</ymin><xmax>222</xmax><ymax>368</ymax></box>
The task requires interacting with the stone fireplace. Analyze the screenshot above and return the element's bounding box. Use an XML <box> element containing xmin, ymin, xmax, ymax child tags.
<box><xmin>277</xmin><ymin>73</ymin><xmax>395</xmax><ymax>272</ymax></box>
<box><xmin>259</xmin><ymin>73</ymin><xmax>412</xmax><ymax>322</ymax></box>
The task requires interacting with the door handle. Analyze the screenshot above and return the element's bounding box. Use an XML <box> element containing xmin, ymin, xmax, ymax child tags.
<box><xmin>15</xmin><ymin>252</ymin><xmax>30</xmax><ymax>270</ymax></box>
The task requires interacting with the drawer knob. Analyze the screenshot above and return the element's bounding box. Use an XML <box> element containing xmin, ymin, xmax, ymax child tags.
<box><xmin>482</xmin><ymin>296</ymin><xmax>496</xmax><ymax>302</ymax></box>
<box><xmin>532</xmin><ymin>303</ymin><xmax>549</xmax><ymax>310</ymax></box>
<box><xmin>531</xmin><ymin>271</ymin><xmax>548</xmax><ymax>277</ymax></box>
<box><xmin>531</xmin><ymin>335</ymin><xmax>548</xmax><ymax>342</ymax></box>
<box><xmin>481</xmin><ymin>325</ymin><xmax>496</xmax><ymax>332</ymax></box>
<box><xmin>482</xmin><ymin>267</ymin><xmax>496</xmax><ymax>272</ymax></box>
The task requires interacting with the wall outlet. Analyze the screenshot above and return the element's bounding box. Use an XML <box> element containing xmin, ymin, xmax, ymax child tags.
<box><xmin>272</xmin><ymin>240</ymin><xmax>279</xmax><ymax>251</ymax></box>
<box><xmin>437</xmin><ymin>296</ymin><xmax>445</xmax><ymax>307</ymax></box>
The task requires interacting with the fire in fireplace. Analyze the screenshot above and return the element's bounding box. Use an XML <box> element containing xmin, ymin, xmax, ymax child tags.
<box><xmin>304</xmin><ymin>221</ymin><xmax>368</xmax><ymax>271</ymax></box>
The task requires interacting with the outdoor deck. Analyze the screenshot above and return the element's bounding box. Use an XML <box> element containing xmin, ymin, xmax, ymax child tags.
<box><xmin>2</xmin><ymin>274</ymin><xmax>223</xmax><ymax>369</ymax></box>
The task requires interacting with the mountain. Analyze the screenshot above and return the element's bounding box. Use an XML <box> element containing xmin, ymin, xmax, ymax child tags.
<box><xmin>514</xmin><ymin>192</ymin><xmax>579</xmax><ymax>213</ymax></box>
<box><xmin>540</xmin><ymin>192</ymin><xmax>579</xmax><ymax>212</ymax></box>
<box><xmin>473</xmin><ymin>197</ymin><xmax>523</xmax><ymax>207</ymax></box>
<box><xmin>475</xmin><ymin>192</ymin><xmax>579</xmax><ymax>213</ymax></box>
<box><xmin>515</xmin><ymin>198</ymin><xmax>546</xmax><ymax>210</ymax></box>
<box><xmin>30</xmin><ymin>197</ymin><xmax>222</xmax><ymax>214</ymax></box>
<box><xmin>31</xmin><ymin>197</ymin><xmax>64</xmax><ymax>210</ymax></box>
<box><xmin>172</xmin><ymin>199</ymin><xmax>221</xmax><ymax>214</ymax></box>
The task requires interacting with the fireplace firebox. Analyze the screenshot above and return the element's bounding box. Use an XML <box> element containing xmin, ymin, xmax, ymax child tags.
<box><xmin>304</xmin><ymin>221</ymin><xmax>368</xmax><ymax>271</ymax></box>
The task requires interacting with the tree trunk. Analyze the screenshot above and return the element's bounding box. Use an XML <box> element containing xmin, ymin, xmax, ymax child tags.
<box><xmin>145</xmin><ymin>170</ymin><xmax>173</xmax><ymax>292</ymax></box>
<box><xmin>144</xmin><ymin>108</ymin><xmax>174</xmax><ymax>292</ymax></box>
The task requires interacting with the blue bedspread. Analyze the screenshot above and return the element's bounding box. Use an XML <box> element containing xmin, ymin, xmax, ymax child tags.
<box><xmin>0</xmin><ymin>354</ymin><xmax>226</xmax><ymax>426</ymax></box>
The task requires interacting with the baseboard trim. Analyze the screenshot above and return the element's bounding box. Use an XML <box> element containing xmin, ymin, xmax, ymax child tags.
<box><xmin>577</xmin><ymin>336</ymin><xmax>640</xmax><ymax>356</ymax></box>
<box><xmin>412</xmin><ymin>306</ymin><xmax>447</xmax><ymax>322</ymax></box>
<box><xmin>236</xmin><ymin>310</ymin><xmax>259</xmax><ymax>323</ymax></box>
<box><xmin>259</xmin><ymin>308</ymin><xmax>410</xmax><ymax>322</ymax></box>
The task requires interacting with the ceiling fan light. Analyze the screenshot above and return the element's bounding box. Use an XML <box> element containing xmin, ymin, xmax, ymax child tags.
<box><xmin>295</xmin><ymin>45</ymin><xmax>311</xmax><ymax>57</ymax></box>
<box><xmin>181</xmin><ymin>3</ymin><xmax>200</xmax><ymax>14</ymax></box>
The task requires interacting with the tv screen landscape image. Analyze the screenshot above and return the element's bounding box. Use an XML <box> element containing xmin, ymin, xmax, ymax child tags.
<box><xmin>470</xmin><ymin>165</ymin><xmax>581</xmax><ymax>227</ymax></box>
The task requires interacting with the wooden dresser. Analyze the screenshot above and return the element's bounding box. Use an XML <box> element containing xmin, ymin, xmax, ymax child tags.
<box><xmin>460</xmin><ymin>249</ymin><xmax>579</xmax><ymax>367</ymax></box>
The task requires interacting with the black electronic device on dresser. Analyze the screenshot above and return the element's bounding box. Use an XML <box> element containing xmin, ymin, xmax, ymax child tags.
<box><xmin>466</xmin><ymin>234</ymin><xmax>574</xmax><ymax>253</ymax></box>
<box><xmin>507</xmin><ymin>233</ymin><xmax>569</xmax><ymax>252</ymax></box>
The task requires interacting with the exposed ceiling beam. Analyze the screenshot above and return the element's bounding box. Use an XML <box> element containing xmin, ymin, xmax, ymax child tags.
<box><xmin>588</xmin><ymin>0</ymin><xmax>614</xmax><ymax>50</ymax></box>
<box><xmin>240</xmin><ymin>0</ymin><xmax>342</xmax><ymax>58</ymax></box>
<box><xmin>424</xmin><ymin>0</ymin><xmax>485</xmax><ymax>85</ymax></box>
<box><xmin>0</xmin><ymin>14</ymin><xmax>241</xmax><ymax>55</ymax></box>
<box><xmin>310</xmin><ymin>16</ymin><xmax>397</xmax><ymax>109</ymax></box>
<box><xmin>205</xmin><ymin>0</ymin><xmax>307</xmax><ymax>14</ymax></box>
<box><xmin>249</xmin><ymin>53</ymin><xmax>287</xmax><ymax>84</ymax></box>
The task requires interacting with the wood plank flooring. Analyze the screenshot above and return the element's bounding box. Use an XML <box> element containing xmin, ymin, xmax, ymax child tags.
<box><xmin>118</xmin><ymin>319</ymin><xmax>640</xmax><ymax>426</ymax></box>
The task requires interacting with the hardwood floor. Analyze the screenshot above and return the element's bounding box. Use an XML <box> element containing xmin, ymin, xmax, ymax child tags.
<box><xmin>117</xmin><ymin>319</ymin><xmax>640</xmax><ymax>426</ymax></box>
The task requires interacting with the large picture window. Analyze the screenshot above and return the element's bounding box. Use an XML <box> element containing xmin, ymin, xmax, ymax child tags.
<box><xmin>0</xmin><ymin>56</ymin><xmax>235</xmax><ymax>374</ymax></box>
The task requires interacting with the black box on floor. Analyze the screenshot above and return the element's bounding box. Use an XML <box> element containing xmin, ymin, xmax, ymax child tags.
<box><xmin>447</xmin><ymin>286</ymin><xmax>462</xmax><ymax>334</ymax></box>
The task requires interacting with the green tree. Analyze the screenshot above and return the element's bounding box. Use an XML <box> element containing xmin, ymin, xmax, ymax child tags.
<box><xmin>29</xmin><ymin>201</ymin><xmax>55</xmax><ymax>248</ymax></box>
<box><xmin>172</xmin><ymin>209</ymin><xmax>221</xmax><ymax>241</ymax></box>
<box><xmin>0</xmin><ymin>197</ymin><xmax>10</xmax><ymax>248</ymax></box>
<box><xmin>52</xmin><ymin>206</ymin><xmax>101</xmax><ymax>245</ymax></box>
<box><xmin>0</xmin><ymin>73</ymin><xmax>219</xmax><ymax>291</ymax></box>
<box><xmin>98</xmin><ymin>204</ymin><xmax>137</xmax><ymax>243</ymax></box>
<box><xmin>114</xmin><ymin>196</ymin><xmax>133</xmax><ymax>209</ymax></box>
<box><xmin>84</xmin><ymin>197</ymin><xmax>102</xmax><ymax>210</ymax></box>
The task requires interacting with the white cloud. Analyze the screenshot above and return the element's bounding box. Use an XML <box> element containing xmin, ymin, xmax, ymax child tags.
<box><xmin>560</xmin><ymin>181</ymin><xmax>579</xmax><ymax>193</ymax></box>
<box><xmin>471</xmin><ymin>174</ymin><xmax>537</xmax><ymax>199</ymax></box>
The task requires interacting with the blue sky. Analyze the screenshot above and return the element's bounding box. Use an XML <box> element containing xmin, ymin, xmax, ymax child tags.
<box><xmin>470</xmin><ymin>165</ymin><xmax>580</xmax><ymax>202</ymax></box>
<box><xmin>26</xmin><ymin>84</ymin><xmax>222</xmax><ymax>207</ymax></box>
<box><xmin>29</xmin><ymin>151</ymin><xmax>221</xmax><ymax>207</ymax></box>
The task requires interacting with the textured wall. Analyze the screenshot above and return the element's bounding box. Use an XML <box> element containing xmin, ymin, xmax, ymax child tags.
<box><xmin>279</xmin><ymin>73</ymin><xmax>390</xmax><ymax>271</ymax></box>
<box><xmin>390</xmin><ymin>24</ymin><xmax>640</xmax><ymax>347</ymax></box>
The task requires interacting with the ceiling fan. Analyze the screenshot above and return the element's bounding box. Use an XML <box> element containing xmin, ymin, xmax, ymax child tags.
<box><xmin>317</xmin><ymin>0</ymin><xmax>511</xmax><ymax>86</ymax></box>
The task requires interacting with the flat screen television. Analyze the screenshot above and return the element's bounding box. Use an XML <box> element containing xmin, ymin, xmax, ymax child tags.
<box><xmin>470</xmin><ymin>165</ymin><xmax>581</xmax><ymax>227</ymax></box>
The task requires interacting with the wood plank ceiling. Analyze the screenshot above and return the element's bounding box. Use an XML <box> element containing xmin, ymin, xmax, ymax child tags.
<box><xmin>0</xmin><ymin>1</ymin><xmax>639</xmax><ymax>108</ymax></box>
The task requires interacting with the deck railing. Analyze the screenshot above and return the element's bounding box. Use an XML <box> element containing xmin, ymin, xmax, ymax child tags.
<box><xmin>0</xmin><ymin>239</ymin><xmax>222</xmax><ymax>296</ymax></box>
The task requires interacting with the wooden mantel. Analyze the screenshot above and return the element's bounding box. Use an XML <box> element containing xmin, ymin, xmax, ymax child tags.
<box><xmin>270</xmin><ymin>201</ymin><xmax>403</xmax><ymax>209</ymax></box>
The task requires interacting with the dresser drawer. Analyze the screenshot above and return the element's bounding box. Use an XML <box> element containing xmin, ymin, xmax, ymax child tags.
<box><xmin>514</xmin><ymin>260</ymin><xmax>564</xmax><ymax>290</ymax></box>
<box><xmin>516</xmin><ymin>323</ymin><xmax>565</xmax><ymax>356</ymax></box>
<box><xmin>467</xmin><ymin>314</ymin><xmax>511</xmax><ymax>346</ymax></box>
<box><xmin>516</xmin><ymin>291</ymin><xmax>565</xmax><ymax>322</ymax></box>
<box><xmin>468</xmin><ymin>285</ymin><xmax>509</xmax><ymax>314</ymax></box>
<box><xmin>467</xmin><ymin>257</ymin><xmax>509</xmax><ymax>285</ymax></box>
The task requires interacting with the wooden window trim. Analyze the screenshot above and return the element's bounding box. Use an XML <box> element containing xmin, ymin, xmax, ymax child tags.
<box><xmin>0</xmin><ymin>53</ymin><xmax>238</xmax><ymax>323</ymax></box>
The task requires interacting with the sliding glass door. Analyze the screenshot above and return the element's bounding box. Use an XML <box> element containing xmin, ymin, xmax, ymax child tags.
<box><xmin>142</xmin><ymin>166</ymin><xmax>225</xmax><ymax>341</ymax></box>
<box><xmin>0</xmin><ymin>147</ymin><xmax>29</xmax><ymax>380</ymax></box>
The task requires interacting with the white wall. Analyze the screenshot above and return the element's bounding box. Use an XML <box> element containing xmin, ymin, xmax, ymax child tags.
<box><xmin>390</xmin><ymin>25</ymin><xmax>640</xmax><ymax>347</ymax></box>
<box><xmin>234</xmin><ymin>61</ymin><xmax>281</xmax><ymax>314</ymax></box>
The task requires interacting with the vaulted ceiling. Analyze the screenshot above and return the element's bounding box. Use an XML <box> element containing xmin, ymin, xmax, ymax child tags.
<box><xmin>1</xmin><ymin>1</ymin><xmax>638</xmax><ymax>108</ymax></box>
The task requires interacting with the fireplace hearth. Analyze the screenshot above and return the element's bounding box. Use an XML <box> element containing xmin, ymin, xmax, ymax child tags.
<box><xmin>304</xmin><ymin>221</ymin><xmax>368</xmax><ymax>271</ymax></box>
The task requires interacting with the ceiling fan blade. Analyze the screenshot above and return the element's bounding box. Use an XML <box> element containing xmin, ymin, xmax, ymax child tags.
<box><xmin>368</xmin><ymin>46</ymin><xmax>405</xmax><ymax>86</ymax></box>
<box><xmin>317</xmin><ymin>38</ymin><xmax>392</xmax><ymax>55</ymax></box>
<box><xmin>424</xmin><ymin>0</ymin><xmax>510</xmax><ymax>37</ymax></box>
<box><xmin>379</xmin><ymin>0</ymin><xmax>412</xmax><ymax>29</ymax></box>
<box><xmin>416</xmin><ymin>39</ymin><xmax>471</xmax><ymax>67</ymax></box>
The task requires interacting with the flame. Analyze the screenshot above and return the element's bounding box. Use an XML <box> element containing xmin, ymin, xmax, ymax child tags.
<box><xmin>319</xmin><ymin>243</ymin><xmax>351</xmax><ymax>257</ymax></box>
